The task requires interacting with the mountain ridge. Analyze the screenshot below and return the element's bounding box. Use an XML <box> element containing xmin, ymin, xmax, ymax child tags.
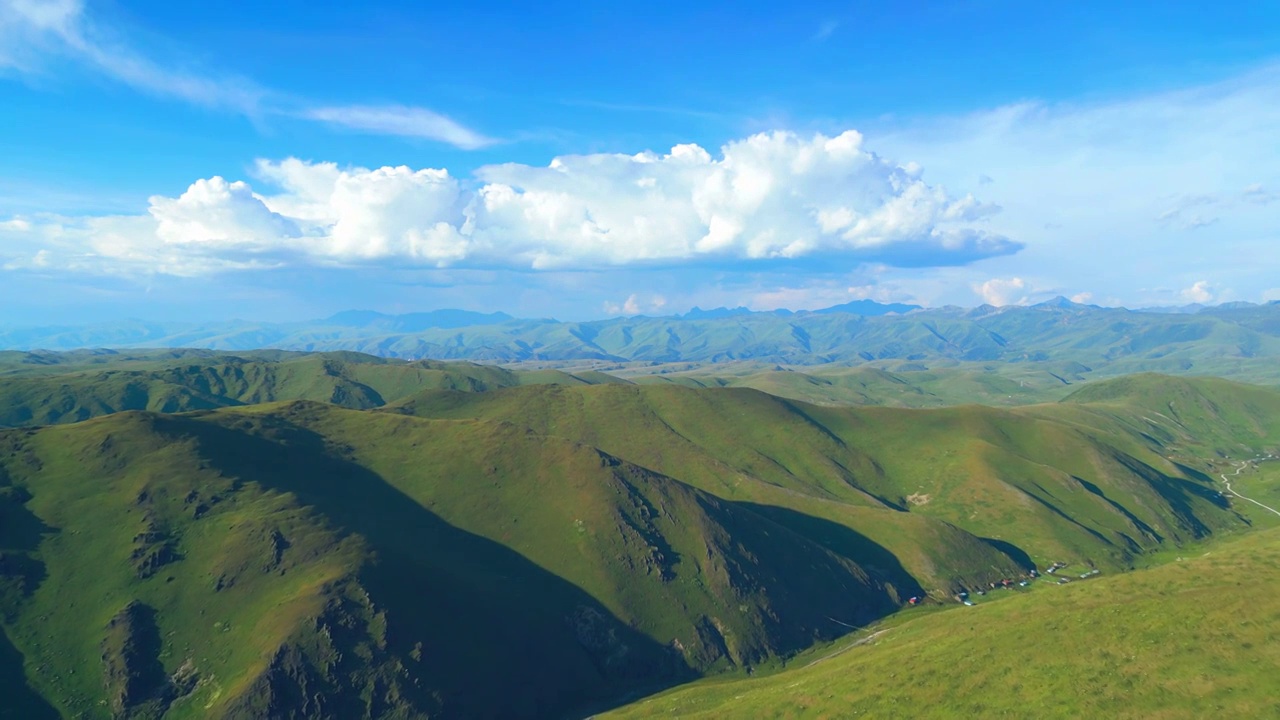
<box><xmin>7</xmin><ymin>303</ymin><xmax>1280</xmax><ymax>381</ymax></box>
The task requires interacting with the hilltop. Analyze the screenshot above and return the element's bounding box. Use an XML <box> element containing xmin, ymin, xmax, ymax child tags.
<box><xmin>0</xmin><ymin>351</ymin><xmax>622</xmax><ymax>428</ymax></box>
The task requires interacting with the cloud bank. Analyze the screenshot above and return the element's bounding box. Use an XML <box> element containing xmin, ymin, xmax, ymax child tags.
<box><xmin>0</xmin><ymin>130</ymin><xmax>1018</xmax><ymax>276</ymax></box>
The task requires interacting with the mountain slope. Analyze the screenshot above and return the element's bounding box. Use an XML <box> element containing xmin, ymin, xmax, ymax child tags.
<box><xmin>0</xmin><ymin>352</ymin><xmax>621</xmax><ymax>428</ymax></box>
<box><xmin>604</xmin><ymin>525</ymin><xmax>1280</xmax><ymax>719</ymax></box>
<box><xmin>387</xmin><ymin>379</ymin><xmax>1272</xmax><ymax>573</ymax></box>
<box><xmin>0</xmin><ymin>403</ymin><xmax>902</xmax><ymax>718</ymax></box>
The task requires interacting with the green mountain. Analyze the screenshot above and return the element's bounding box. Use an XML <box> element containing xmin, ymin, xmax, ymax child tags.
<box><xmin>0</xmin><ymin>352</ymin><xmax>621</xmax><ymax>428</ymax></box>
<box><xmin>387</xmin><ymin>379</ymin><xmax>1277</xmax><ymax>572</ymax></box>
<box><xmin>604</xmin><ymin>523</ymin><xmax>1280</xmax><ymax>719</ymax></box>
<box><xmin>0</xmin><ymin>371</ymin><xmax>1276</xmax><ymax>717</ymax></box>
<box><xmin>8</xmin><ymin>302</ymin><xmax>1280</xmax><ymax>391</ymax></box>
<box><xmin>628</xmin><ymin>361</ymin><xmax>1087</xmax><ymax>407</ymax></box>
<box><xmin>0</xmin><ymin>403</ymin><xmax>906</xmax><ymax>718</ymax></box>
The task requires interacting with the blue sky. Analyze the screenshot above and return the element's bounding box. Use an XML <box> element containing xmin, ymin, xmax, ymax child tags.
<box><xmin>2</xmin><ymin>0</ymin><xmax>1278</xmax><ymax>323</ymax></box>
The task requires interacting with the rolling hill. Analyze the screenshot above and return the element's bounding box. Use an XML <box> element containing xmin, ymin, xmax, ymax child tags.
<box><xmin>0</xmin><ymin>403</ymin><xmax>911</xmax><ymax>718</ymax></box>
<box><xmin>604</xmin><ymin>523</ymin><xmax>1280</xmax><ymax>719</ymax></box>
<box><xmin>0</xmin><ymin>351</ymin><xmax>622</xmax><ymax>428</ymax></box>
<box><xmin>0</xmin><ymin>370</ymin><xmax>1276</xmax><ymax>717</ymax></box>
<box><xmin>387</xmin><ymin>377</ymin><xmax>1280</xmax><ymax>573</ymax></box>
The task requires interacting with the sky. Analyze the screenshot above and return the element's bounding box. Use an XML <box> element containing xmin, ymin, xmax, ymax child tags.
<box><xmin>1</xmin><ymin>0</ymin><xmax>1278</xmax><ymax>324</ymax></box>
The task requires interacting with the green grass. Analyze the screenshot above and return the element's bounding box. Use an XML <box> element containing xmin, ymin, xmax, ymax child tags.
<box><xmin>603</xmin><ymin>526</ymin><xmax>1280</xmax><ymax>719</ymax></box>
<box><xmin>0</xmin><ymin>402</ymin><xmax>918</xmax><ymax>718</ymax></box>
<box><xmin>0</xmin><ymin>351</ymin><xmax>621</xmax><ymax>428</ymax></box>
<box><xmin>389</xmin><ymin>376</ymin><xmax>1280</xmax><ymax>576</ymax></box>
<box><xmin>0</xmin><ymin>370</ymin><xmax>1277</xmax><ymax>717</ymax></box>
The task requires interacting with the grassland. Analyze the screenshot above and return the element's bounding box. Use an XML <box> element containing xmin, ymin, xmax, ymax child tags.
<box><xmin>0</xmin><ymin>368</ymin><xmax>1277</xmax><ymax>718</ymax></box>
<box><xmin>389</xmin><ymin>374</ymin><xmax>1280</xmax><ymax>575</ymax></box>
<box><xmin>0</xmin><ymin>403</ymin><xmax>916</xmax><ymax>718</ymax></box>
<box><xmin>0</xmin><ymin>351</ymin><xmax>618</xmax><ymax>428</ymax></box>
<box><xmin>604</xmin><ymin>525</ymin><xmax>1280</xmax><ymax>719</ymax></box>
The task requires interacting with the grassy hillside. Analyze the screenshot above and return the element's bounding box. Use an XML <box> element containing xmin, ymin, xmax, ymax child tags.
<box><xmin>629</xmin><ymin>362</ymin><xmax>1081</xmax><ymax>407</ymax></box>
<box><xmin>1056</xmin><ymin>373</ymin><xmax>1280</xmax><ymax>454</ymax></box>
<box><xmin>0</xmin><ymin>352</ymin><xmax>624</xmax><ymax>428</ymax></box>
<box><xmin>0</xmin><ymin>370</ymin><xmax>1276</xmax><ymax>717</ymax></box>
<box><xmin>388</xmin><ymin>378</ymin><xmax>1280</xmax><ymax>574</ymax></box>
<box><xmin>604</xmin><ymin>525</ymin><xmax>1280</xmax><ymax>719</ymax></box>
<box><xmin>0</xmin><ymin>403</ymin><xmax>906</xmax><ymax>718</ymax></box>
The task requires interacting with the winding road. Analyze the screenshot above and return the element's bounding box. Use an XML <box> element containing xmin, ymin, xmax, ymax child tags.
<box><xmin>1219</xmin><ymin>455</ymin><xmax>1280</xmax><ymax>519</ymax></box>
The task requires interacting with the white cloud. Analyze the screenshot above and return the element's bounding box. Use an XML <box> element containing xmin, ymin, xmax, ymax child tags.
<box><xmin>470</xmin><ymin>130</ymin><xmax>1015</xmax><ymax>269</ymax></box>
<box><xmin>1242</xmin><ymin>183</ymin><xmax>1278</xmax><ymax>205</ymax></box>
<box><xmin>1156</xmin><ymin>194</ymin><xmax>1221</xmax><ymax>230</ymax></box>
<box><xmin>1181</xmin><ymin>280</ymin><xmax>1214</xmax><ymax>304</ymax></box>
<box><xmin>603</xmin><ymin>293</ymin><xmax>667</xmax><ymax>316</ymax></box>
<box><xmin>0</xmin><ymin>0</ymin><xmax>489</xmax><ymax>148</ymax></box>
<box><xmin>973</xmin><ymin>277</ymin><xmax>1028</xmax><ymax>306</ymax></box>
<box><xmin>3</xmin><ymin>131</ymin><xmax>1019</xmax><ymax>277</ymax></box>
<box><xmin>150</xmin><ymin>177</ymin><xmax>300</xmax><ymax>247</ymax></box>
<box><xmin>302</xmin><ymin>106</ymin><xmax>495</xmax><ymax>150</ymax></box>
<box><xmin>873</xmin><ymin>64</ymin><xmax>1280</xmax><ymax>305</ymax></box>
<box><xmin>255</xmin><ymin>160</ymin><xmax>471</xmax><ymax>262</ymax></box>
<box><xmin>1070</xmin><ymin>291</ymin><xmax>1093</xmax><ymax>304</ymax></box>
<box><xmin>1</xmin><ymin>0</ymin><xmax>263</xmax><ymax>111</ymax></box>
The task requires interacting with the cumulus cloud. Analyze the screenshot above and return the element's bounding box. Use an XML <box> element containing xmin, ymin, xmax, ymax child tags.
<box><xmin>1070</xmin><ymin>291</ymin><xmax>1093</xmax><ymax>304</ymax></box>
<box><xmin>1181</xmin><ymin>280</ymin><xmax>1214</xmax><ymax>304</ymax></box>
<box><xmin>973</xmin><ymin>277</ymin><xmax>1028</xmax><ymax>306</ymax></box>
<box><xmin>0</xmin><ymin>0</ymin><xmax>489</xmax><ymax>148</ymax></box>
<box><xmin>603</xmin><ymin>293</ymin><xmax>667</xmax><ymax>316</ymax></box>
<box><xmin>1</xmin><ymin>130</ymin><xmax>1020</xmax><ymax>277</ymax></box>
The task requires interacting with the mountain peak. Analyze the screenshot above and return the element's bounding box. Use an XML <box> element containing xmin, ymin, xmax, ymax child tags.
<box><xmin>811</xmin><ymin>299</ymin><xmax>923</xmax><ymax>316</ymax></box>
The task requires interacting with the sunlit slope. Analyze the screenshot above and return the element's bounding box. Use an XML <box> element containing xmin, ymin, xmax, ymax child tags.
<box><xmin>632</xmin><ymin>363</ymin><xmax>1079</xmax><ymax>407</ymax></box>
<box><xmin>389</xmin><ymin>379</ymin><xmax>1265</xmax><ymax>572</ymax></box>
<box><xmin>1051</xmin><ymin>372</ymin><xmax>1280</xmax><ymax>456</ymax></box>
<box><xmin>0</xmin><ymin>352</ymin><xmax>618</xmax><ymax>427</ymax></box>
<box><xmin>604</xmin><ymin>526</ymin><xmax>1280</xmax><ymax>719</ymax></box>
<box><xmin>0</xmin><ymin>403</ymin><xmax>897</xmax><ymax>718</ymax></box>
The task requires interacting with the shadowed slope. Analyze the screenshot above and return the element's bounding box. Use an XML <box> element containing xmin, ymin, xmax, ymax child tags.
<box><xmin>605</xmin><ymin>526</ymin><xmax>1280</xmax><ymax>719</ymax></box>
<box><xmin>388</xmin><ymin>380</ymin><xmax>1267</xmax><ymax>573</ymax></box>
<box><xmin>0</xmin><ymin>402</ymin><xmax>900</xmax><ymax>718</ymax></box>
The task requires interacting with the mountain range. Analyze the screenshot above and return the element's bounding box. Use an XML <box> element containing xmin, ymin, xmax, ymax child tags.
<box><xmin>5</xmin><ymin>302</ymin><xmax>1280</xmax><ymax>387</ymax></box>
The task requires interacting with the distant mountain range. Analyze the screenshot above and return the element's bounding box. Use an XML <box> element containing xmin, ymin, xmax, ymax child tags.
<box><xmin>4</xmin><ymin>300</ymin><xmax>1280</xmax><ymax>377</ymax></box>
<box><xmin>679</xmin><ymin>298</ymin><xmax>922</xmax><ymax>319</ymax></box>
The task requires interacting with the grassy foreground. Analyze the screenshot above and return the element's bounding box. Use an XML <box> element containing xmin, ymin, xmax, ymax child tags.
<box><xmin>604</xmin><ymin>526</ymin><xmax>1280</xmax><ymax>719</ymax></box>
